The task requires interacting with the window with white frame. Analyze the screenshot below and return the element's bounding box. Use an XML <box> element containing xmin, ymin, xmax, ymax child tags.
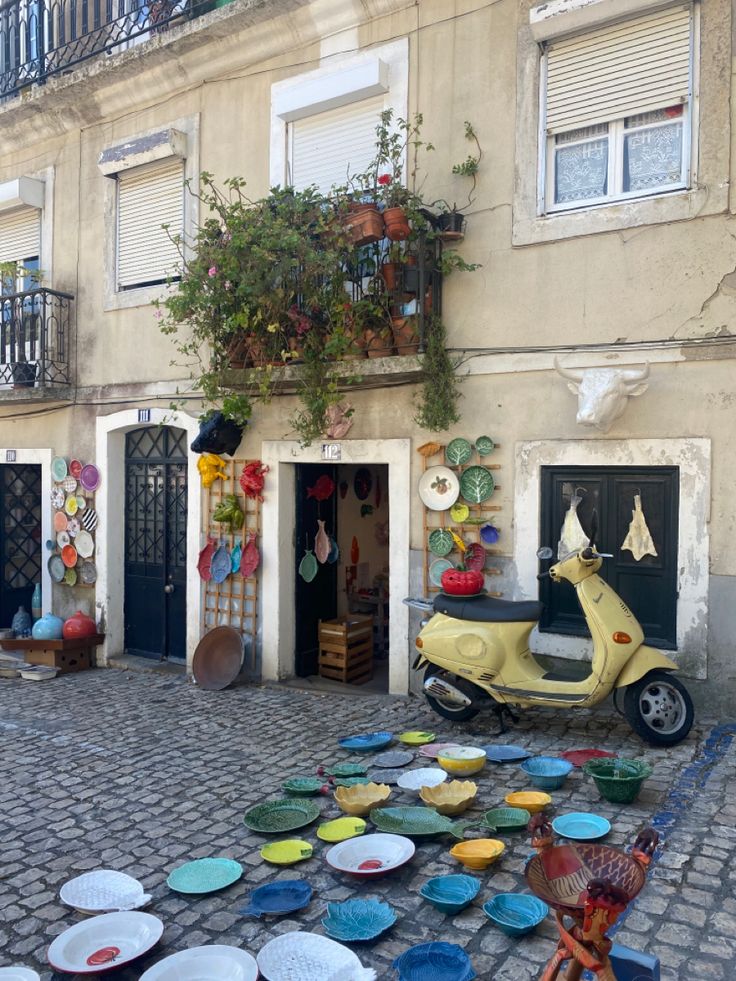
<box><xmin>541</xmin><ymin>4</ymin><xmax>695</xmax><ymax>213</ymax></box>
<box><xmin>0</xmin><ymin>207</ymin><xmax>40</xmax><ymax>293</ymax></box>
<box><xmin>116</xmin><ymin>157</ymin><xmax>184</xmax><ymax>291</ymax></box>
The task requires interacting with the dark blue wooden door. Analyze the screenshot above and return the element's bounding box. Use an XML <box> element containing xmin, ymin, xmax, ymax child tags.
<box><xmin>124</xmin><ymin>427</ymin><xmax>187</xmax><ymax>660</ymax></box>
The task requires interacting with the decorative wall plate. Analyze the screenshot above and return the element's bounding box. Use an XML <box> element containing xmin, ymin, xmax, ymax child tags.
<box><xmin>63</xmin><ymin>568</ymin><xmax>77</xmax><ymax>586</ymax></box>
<box><xmin>53</xmin><ymin>511</ymin><xmax>68</xmax><ymax>532</ymax></box>
<box><xmin>428</xmin><ymin>528</ymin><xmax>454</xmax><ymax>557</ymax></box>
<box><xmin>79</xmin><ymin>561</ymin><xmax>98</xmax><ymax>585</ymax></box>
<box><xmin>459</xmin><ymin>466</ymin><xmax>495</xmax><ymax>504</ymax></box>
<box><xmin>353</xmin><ymin>467</ymin><xmax>373</xmax><ymax>501</ymax></box>
<box><xmin>64</xmin><ymin>495</ymin><xmax>78</xmax><ymax>516</ymax></box>
<box><xmin>139</xmin><ymin>945</ymin><xmax>258</xmax><ymax>981</ymax></box>
<box><xmin>240</xmin><ymin>880</ymin><xmax>312</xmax><ymax>918</ymax></box>
<box><xmin>322</xmin><ymin>898</ymin><xmax>397</xmax><ymax>942</ymax></box>
<box><xmin>338</xmin><ymin>732</ymin><xmax>393</xmax><ymax>753</ymax></box>
<box><xmin>167</xmin><ymin>858</ymin><xmax>242</xmax><ymax>894</ymax></box>
<box><xmin>60</xmin><ymin>870</ymin><xmax>150</xmax><ymax>914</ymax></box>
<box><xmin>450</xmin><ymin>502</ymin><xmax>469</xmax><ymax>523</ymax></box>
<box><xmin>48</xmin><ymin>555</ymin><xmax>65</xmax><ymax>583</ymax></box>
<box><xmin>51</xmin><ymin>487</ymin><xmax>65</xmax><ymax>509</ymax></box>
<box><xmin>80</xmin><ymin>464</ymin><xmax>100</xmax><ymax>491</ymax></box>
<box><xmin>463</xmin><ymin>543</ymin><xmax>485</xmax><ymax>572</ymax></box>
<box><xmin>67</xmin><ymin>518</ymin><xmax>81</xmax><ymax>537</ymax></box>
<box><xmin>62</xmin><ymin>475</ymin><xmax>77</xmax><ymax>493</ymax></box>
<box><xmin>61</xmin><ymin>544</ymin><xmax>78</xmax><ymax>568</ymax></box>
<box><xmin>56</xmin><ymin>531</ymin><xmax>70</xmax><ymax>549</ymax></box>
<box><xmin>256</xmin><ymin>932</ymin><xmax>376</xmax><ymax>981</ymax></box>
<box><xmin>259</xmin><ymin>840</ymin><xmax>313</xmax><ymax>865</ymax></box>
<box><xmin>242</xmin><ymin>798</ymin><xmax>320</xmax><ymax>834</ymax></box>
<box><xmin>69</xmin><ymin>459</ymin><xmax>83</xmax><ymax>479</ymax></box>
<box><xmin>75</xmin><ymin>530</ymin><xmax>94</xmax><ymax>559</ymax></box>
<box><xmin>210</xmin><ymin>545</ymin><xmax>231</xmax><ymax>584</ymax></box>
<box><xmin>51</xmin><ymin>457</ymin><xmax>68</xmax><ymax>482</ymax></box>
<box><xmin>76</xmin><ymin>496</ymin><xmax>87</xmax><ymax>511</ymax></box>
<box><xmin>82</xmin><ymin>508</ymin><xmax>97</xmax><ymax>531</ymax></box>
<box><xmin>393</xmin><ymin>942</ymin><xmax>476</xmax><ymax>981</ymax></box>
<box><xmin>480</xmin><ymin>523</ymin><xmax>500</xmax><ymax>544</ymax></box>
<box><xmin>47</xmin><ymin>911</ymin><xmax>163</xmax><ymax>975</ymax></box>
<box><xmin>445</xmin><ymin>438</ymin><xmax>472</xmax><ymax>466</ymax></box>
<box><xmin>418</xmin><ymin>467</ymin><xmax>460</xmax><ymax>511</ymax></box>
<box><xmin>474</xmin><ymin>436</ymin><xmax>494</xmax><ymax>456</ymax></box>
<box><xmin>429</xmin><ymin>559</ymin><xmax>454</xmax><ymax>587</ymax></box>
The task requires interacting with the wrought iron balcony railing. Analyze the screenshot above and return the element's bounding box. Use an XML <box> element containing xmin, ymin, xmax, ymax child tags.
<box><xmin>0</xmin><ymin>0</ymin><xmax>211</xmax><ymax>100</ymax></box>
<box><xmin>0</xmin><ymin>287</ymin><xmax>73</xmax><ymax>389</ymax></box>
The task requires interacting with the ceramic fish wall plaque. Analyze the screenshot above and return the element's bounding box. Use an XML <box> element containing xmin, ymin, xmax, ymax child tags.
<box><xmin>315</xmin><ymin>520</ymin><xmax>330</xmax><ymax>564</ymax></box>
<box><xmin>307</xmin><ymin>475</ymin><xmax>335</xmax><ymax>501</ymax></box>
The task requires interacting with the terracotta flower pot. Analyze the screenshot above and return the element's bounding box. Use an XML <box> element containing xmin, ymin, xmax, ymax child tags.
<box><xmin>391</xmin><ymin>317</ymin><xmax>420</xmax><ymax>356</ymax></box>
<box><xmin>342</xmin><ymin>205</ymin><xmax>385</xmax><ymax>247</ymax></box>
<box><xmin>245</xmin><ymin>335</ymin><xmax>268</xmax><ymax>367</ymax></box>
<box><xmin>226</xmin><ymin>333</ymin><xmax>249</xmax><ymax>369</ymax></box>
<box><xmin>364</xmin><ymin>328</ymin><xmax>393</xmax><ymax>359</ymax></box>
<box><xmin>381</xmin><ymin>261</ymin><xmax>400</xmax><ymax>292</ymax></box>
<box><xmin>383</xmin><ymin>206</ymin><xmax>411</xmax><ymax>242</ymax></box>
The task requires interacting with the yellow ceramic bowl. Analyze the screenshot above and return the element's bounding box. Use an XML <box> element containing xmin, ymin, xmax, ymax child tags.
<box><xmin>437</xmin><ymin>747</ymin><xmax>487</xmax><ymax>777</ymax></box>
<box><xmin>504</xmin><ymin>791</ymin><xmax>552</xmax><ymax>814</ymax></box>
<box><xmin>419</xmin><ymin>780</ymin><xmax>478</xmax><ymax>816</ymax></box>
<box><xmin>334</xmin><ymin>782</ymin><xmax>391</xmax><ymax>817</ymax></box>
<box><xmin>450</xmin><ymin>838</ymin><xmax>505</xmax><ymax>871</ymax></box>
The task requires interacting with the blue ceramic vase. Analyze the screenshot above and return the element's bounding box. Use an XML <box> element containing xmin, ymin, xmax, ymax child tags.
<box><xmin>11</xmin><ymin>606</ymin><xmax>32</xmax><ymax>638</ymax></box>
<box><xmin>32</xmin><ymin>613</ymin><xmax>65</xmax><ymax>640</ymax></box>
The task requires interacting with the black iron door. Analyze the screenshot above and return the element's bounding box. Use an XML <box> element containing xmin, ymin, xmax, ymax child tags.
<box><xmin>124</xmin><ymin>427</ymin><xmax>188</xmax><ymax>660</ymax></box>
<box><xmin>294</xmin><ymin>463</ymin><xmax>338</xmax><ymax>677</ymax></box>
<box><xmin>0</xmin><ymin>464</ymin><xmax>41</xmax><ymax>627</ymax></box>
<box><xmin>539</xmin><ymin>466</ymin><xmax>679</xmax><ymax>649</ymax></box>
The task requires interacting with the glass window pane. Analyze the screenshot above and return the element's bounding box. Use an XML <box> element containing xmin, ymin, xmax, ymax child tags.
<box><xmin>554</xmin><ymin>138</ymin><xmax>609</xmax><ymax>205</ymax></box>
<box><xmin>624</xmin><ymin>122</ymin><xmax>683</xmax><ymax>193</ymax></box>
<box><xmin>625</xmin><ymin>106</ymin><xmax>683</xmax><ymax>129</ymax></box>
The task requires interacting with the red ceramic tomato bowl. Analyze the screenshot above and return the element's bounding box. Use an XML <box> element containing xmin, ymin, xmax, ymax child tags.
<box><xmin>325</xmin><ymin>833</ymin><xmax>415</xmax><ymax>878</ymax></box>
<box><xmin>440</xmin><ymin>568</ymin><xmax>485</xmax><ymax>596</ymax></box>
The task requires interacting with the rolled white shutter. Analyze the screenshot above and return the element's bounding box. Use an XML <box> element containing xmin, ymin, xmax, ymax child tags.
<box><xmin>117</xmin><ymin>159</ymin><xmax>184</xmax><ymax>289</ymax></box>
<box><xmin>545</xmin><ymin>4</ymin><xmax>692</xmax><ymax>135</ymax></box>
<box><xmin>290</xmin><ymin>94</ymin><xmax>386</xmax><ymax>193</ymax></box>
<box><xmin>0</xmin><ymin>207</ymin><xmax>41</xmax><ymax>264</ymax></box>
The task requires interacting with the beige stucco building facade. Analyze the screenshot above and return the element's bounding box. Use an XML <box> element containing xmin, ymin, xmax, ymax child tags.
<box><xmin>0</xmin><ymin>0</ymin><xmax>734</xmax><ymax>710</ymax></box>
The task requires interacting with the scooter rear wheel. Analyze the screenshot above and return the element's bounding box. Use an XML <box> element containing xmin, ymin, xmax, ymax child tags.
<box><xmin>623</xmin><ymin>669</ymin><xmax>694</xmax><ymax>746</ymax></box>
<box><xmin>423</xmin><ymin>667</ymin><xmax>481</xmax><ymax>722</ymax></box>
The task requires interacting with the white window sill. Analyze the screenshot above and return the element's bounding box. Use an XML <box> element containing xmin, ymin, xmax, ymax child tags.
<box><xmin>104</xmin><ymin>282</ymin><xmax>173</xmax><ymax>312</ymax></box>
<box><xmin>512</xmin><ymin>184</ymin><xmax>725</xmax><ymax>246</ymax></box>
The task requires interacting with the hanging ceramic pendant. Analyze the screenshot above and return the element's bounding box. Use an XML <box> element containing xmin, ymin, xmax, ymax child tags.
<box><xmin>354</xmin><ymin>468</ymin><xmax>372</xmax><ymax>501</ymax></box>
<box><xmin>339</xmin><ymin>481</ymin><xmax>348</xmax><ymax>500</ymax></box>
<box><xmin>327</xmin><ymin>536</ymin><xmax>340</xmax><ymax>564</ymax></box>
<box><xmin>299</xmin><ymin>543</ymin><xmax>318</xmax><ymax>583</ymax></box>
<box><xmin>557</xmin><ymin>491</ymin><xmax>589</xmax><ymax>559</ymax></box>
<box><xmin>621</xmin><ymin>494</ymin><xmax>658</xmax><ymax>561</ymax></box>
<box><xmin>307</xmin><ymin>475</ymin><xmax>335</xmax><ymax>502</ymax></box>
<box><xmin>211</xmin><ymin>543</ymin><xmax>231</xmax><ymax>584</ymax></box>
<box><xmin>315</xmin><ymin>520</ymin><xmax>330</xmax><ymax>564</ymax></box>
<box><xmin>231</xmin><ymin>538</ymin><xmax>243</xmax><ymax>573</ymax></box>
<box><xmin>197</xmin><ymin>537</ymin><xmax>217</xmax><ymax>581</ymax></box>
<box><xmin>240</xmin><ymin>532</ymin><xmax>261</xmax><ymax>578</ymax></box>
<box><xmin>351</xmin><ymin>536</ymin><xmax>360</xmax><ymax>564</ymax></box>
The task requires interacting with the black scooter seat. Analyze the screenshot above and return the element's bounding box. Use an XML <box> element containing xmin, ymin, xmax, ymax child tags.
<box><xmin>433</xmin><ymin>592</ymin><xmax>543</xmax><ymax>624</ymax></box>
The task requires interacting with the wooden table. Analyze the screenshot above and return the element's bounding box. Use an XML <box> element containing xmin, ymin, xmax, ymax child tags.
<box><xmin>0</xmin><ymin>634</ymin><xmax>105</xmax><ymax>673</ymax></box>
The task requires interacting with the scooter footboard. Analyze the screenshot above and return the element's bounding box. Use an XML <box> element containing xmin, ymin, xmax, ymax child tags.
<box><xmin>614</xmin><ymin>646</ymin><xmax>678</xmax><ymax>688</ymax></box>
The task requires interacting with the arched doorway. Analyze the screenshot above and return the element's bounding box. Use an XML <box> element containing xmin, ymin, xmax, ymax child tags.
<box><xmin>123</xmin><ymin>425</ymin><xmax>188</xmax><ymax>660</ymax></box>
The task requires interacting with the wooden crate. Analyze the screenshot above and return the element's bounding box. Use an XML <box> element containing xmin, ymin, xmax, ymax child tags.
<box><xmin>0</xmin><ymin>635</ymin><xmax>104</xmax><ymax>673</ymax></box>
<box><xmin>318</xmin><ymin>615</ymin><xmax>373</xmax><ymax>685</ymax></box>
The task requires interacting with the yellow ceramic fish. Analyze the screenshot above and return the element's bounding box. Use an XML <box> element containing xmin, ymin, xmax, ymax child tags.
<box><xmin>450</xmin><ymin>530</ymin><xmax>466</xmax><ymax>554</ymax></box>
<box><xmin>197</xmin><ymin>453</ymin><xmax>227</xmax><ymax>488</ymax></box>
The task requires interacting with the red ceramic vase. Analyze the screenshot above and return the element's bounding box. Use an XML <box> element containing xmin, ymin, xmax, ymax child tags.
<box><xmin>62</xmin><ymin>610</ymin><xmax>97</xmax><ymax>639</ymax></box>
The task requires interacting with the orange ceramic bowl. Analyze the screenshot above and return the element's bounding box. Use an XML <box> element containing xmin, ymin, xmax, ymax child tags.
<box><xmin>61</xmin><ymin>544</ymin><xmax>78</xmax><ymax>568</ymax></box>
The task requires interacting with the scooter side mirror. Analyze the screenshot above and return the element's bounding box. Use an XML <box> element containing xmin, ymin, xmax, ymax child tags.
<box><xmin>536</xmin><ymin>547</ymin><xmax>554</xmax><ymax>560</ymax></box>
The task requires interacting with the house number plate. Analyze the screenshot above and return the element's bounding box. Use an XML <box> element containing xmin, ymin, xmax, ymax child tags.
<box><xmin>5</xmin><ymin>450</ymin><xmax>16</xmax><ymax>462</ymax></box>
<box><xmin>321</xmin><ymin>443</ymin><xmax>341</xmax><ymax>462</ymax></box>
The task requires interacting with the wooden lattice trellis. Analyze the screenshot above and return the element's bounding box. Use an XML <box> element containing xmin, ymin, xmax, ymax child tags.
<box><xmin>202</xmin><ymin>458</ymin><xmax>260</xmax><ymax>667</ymax></box>
<box><xmin>421</xmin><ymin>444</ymin><xmax>504</xmax><ymax>598</ymax></box>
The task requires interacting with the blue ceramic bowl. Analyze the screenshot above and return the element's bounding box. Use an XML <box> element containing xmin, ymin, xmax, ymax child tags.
<box><xmin>420</xmin><ymin>874</ymin><xmax>481</xmax><ymax>914</ymax></box>
<box><xmin>240</xmin><ymin>879</ymin><xmax>312</xmax><ymax>918</ymax></box>
<box><xmin>322</xmin><ymin>898</ymin><xmax>396</xmax><ymax>941</ymax></box>
<box><xmin>393</xmin><ymin>942</ymin><xmax>476</xmax><ymax>981</ymax></box>
<box><xmin>483</xmin><ymin>894</ymin><xmax>549</xmax><ymax>937</ymax></box>
<box><xmin>338</xmin><ymin>731</ymin><xmax>393</xmax><ymax>753</ymax></box>
<box><xmin>519</xmin><ymin>756</ymin><xmax>573</xmax><ymax>791</ymax></box>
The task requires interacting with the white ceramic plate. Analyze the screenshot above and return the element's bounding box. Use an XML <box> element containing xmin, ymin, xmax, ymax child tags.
<box><xmin>0</xmin><ymin>969</ymin><xmax>41</xmax><ymax>980</ymax></box>
<box><xmin>60</xmin><ymin>870</ymin><xmax>150</xmax><ymax>914</ymax></box>
<box><xmin>47</xmin><ymin>911</ymin><xmax>163</xmax><ymax>974</ymax></box>
<box><xmin>396</xmin><ymin>768</ymin><xmax>448</xmax><ymax>793</ymax></box>
<box><xmin>257</xmin><ymin>932</ymin><xmax>376</xmax><ymax>981</ymax></box>
<box><xmin>140</xmin><ymin>945</ymin><xmax>258</xmax><ymax>980</ymax></box>
<box><xmin>75</xmin><ymin>530</ymin><xmax>95</xmax><ymax>559</ymax></box>
<box><xmin>325</xmin><ymin>832</ymin><xmax>415</xmax><ymax>878</ymax></box>
<box><xmin>417</xmin><ymin>466</ymin><xmax>460</xmax><ymax>511</ymax></box>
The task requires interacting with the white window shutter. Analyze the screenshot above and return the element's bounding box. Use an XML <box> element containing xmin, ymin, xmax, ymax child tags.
<box><xmin>290</xmin><ymin>94</ymin><xmax>386</xmax><ymax>193</ymax></box>
<box><xmin>117</xmin><ymin>159</ymin><xmax>184</xmax><ymax>289</ymax></box>
<box><xmin>545</xmin><ymin>4</ymin><xmax>692</xmax><ymax>135</ymax></box>
<box><xmin>0</xmin><ymin>207</ymin><xmax>41</xmax><ymax>264</ymax></box>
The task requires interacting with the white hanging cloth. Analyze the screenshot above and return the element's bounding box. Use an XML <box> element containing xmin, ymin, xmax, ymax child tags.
<box><xmin>557</xmin><ymin>493</ymin><xmax>589</xmax><ymax>559</ymax></box>
<box><xmin>621</xmin><ymin>494</ymin><xmax>658</xmax><ymax>561</ymax></box>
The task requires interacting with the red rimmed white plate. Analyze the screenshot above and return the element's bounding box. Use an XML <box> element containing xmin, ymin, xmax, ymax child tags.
<box><xmin>47</xmin><ymin>911</ymin><xmax>163</xmax><ymax>975</ymax></box>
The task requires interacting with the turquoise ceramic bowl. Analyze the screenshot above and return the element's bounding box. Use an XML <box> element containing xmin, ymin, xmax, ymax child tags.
<box><xmin>483</xmin><ymin>894</ymin><xmax>549</xmax><ymax>936</ymax></box>
<box><xmin>420</xmin><ymin>873</ymin><xmax>480</xmax><ymax>914</ymax></box>
<box><xmin>519</xmin><ymin>756</ymin><xmax>573</xmax><ymax>791</ymax></box>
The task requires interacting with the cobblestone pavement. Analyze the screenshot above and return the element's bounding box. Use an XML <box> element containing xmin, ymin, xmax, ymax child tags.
<box><xmin>0</xmin><ymin>669</ymin><xmax>731</xmax><ymax>979</ymax></box>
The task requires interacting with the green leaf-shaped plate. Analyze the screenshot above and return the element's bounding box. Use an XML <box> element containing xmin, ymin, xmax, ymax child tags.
<box><xmin>446</xmin><ymin>438</ymin><xmax>472</xmax><ymax>466</ymax></box>
<box><xmin>322</xmin><ymin>898</ymin><xmax>397</xmax><ymax>942</ymax></box>
<box><xmin>333</xmin><ymin>776</ymin><xmax>372</xmax><ymax>787</ymax></box>
<box><xmin>459</xmin><ymin>466</ymin><xmax>495</xmax><ymax>504</ymax></box>
<box><xmin>428</xmin><ymin>528</ymin><xmax>454</xmax><ymax>557</ymax></box>
<box><xmin>483</xmin><ymin>807</ymin><xmax>531</xmax><ymax>831</ymax></box>
<box><xmin>282</xmin><ymin>777</ymin><xmax>325</xmax><ymax>796</ymax></box>
<box><xmin>328</xmin><ymin>762</ymin><xmax>367</xmax><ymax>778</ymax></box>
<box><xmin>167</xmin><ymin>857</ymin><xmax>243</xmax><ymax>894</ymax></box>
<box><xmin>243</xmin><ymin>798</ymin><xmax>321</xmax><ymax>834</ymax></box>
<box><xmin>370</xmin><ymin>806</ymin><xmax>455</xmax><ymax>837</ymax></box>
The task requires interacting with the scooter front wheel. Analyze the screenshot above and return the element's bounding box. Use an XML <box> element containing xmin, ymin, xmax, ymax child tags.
<box><xmin>423</xmin><ymin>667</ymin><xmax>481</xmax><ymax>722</ymax></box>
<box><xmin>623</xmin><ymin>669</ymin><xmax>694</xmax><ymax>746</ymax></box>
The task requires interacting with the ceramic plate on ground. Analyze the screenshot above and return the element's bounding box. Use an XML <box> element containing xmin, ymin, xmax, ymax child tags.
<box><xmin>560</xmin><ymin>748</ymin><xmax>616</xmax><ymax>767</ymax></box>
<box><xmin>419</xmin><ymin>743</ymin><xmax>463</xmax><ymax>759</ymax></box>
<box><xmin>47</xmin><ymin>911</ymin><xmax>163</xmax><ymax>975</ymax></box>
<box><xmin>368</xmin><ymin>768</ymin><xmax>410</xmax><ymax>785</ymax></box>
<box><xmin>429</xmin><ymin>558</ymin><xmax>454</xmax><ymax>587</ymax></box>
<box><xmin>317</xmin><ymin>817</ymin><xmax>366</xmax><ymax>843</ymax></box>
<box><xmin>60</xmin><ymin>870</ymin><xmax>150</xmax><ymax>914</ymax></box>
<box><xmin>370</xmin><ymin>806</ymin><xmax>455</xmax><ymax>838</ymax></box>
<box><xmin>552</xmin><ymin>812</ymin><xmax>611</xmax><ymax>841</ymax></box>
<box><xmin>445</xmin><ymin>438</ymin><xmax>473</xmax><ymax>466</ymax></box>
<box><xmin>321</xmin><ymin>762</ymin><xmax>367</xmax><ymax>778</ymax></box>
<box><xmin>80</xmin><ymin>464</ymin><xmax>100</xmax><ymax>491</ymax></box>
<box><xmin>322</xmin><ymin>898</ymin><xmax>397</xmax><ymax>942</ymax></box>
<box><xmin>240</xmin><ymin>880</ymin><xmax>312</xmax><ymax>918</ymax></box>
<box><xmin>338</xmin><ymin>732</ymin><xmax>393</xmax><ymax>753</ymax></box>
<box><xmin>418</xmin><ymin>467</ymin><xmax>460</xmax><ymax>511</ymax></box>
<box><xmin>51</xmin><ymin>457</ymin><xmax>68</xmax><ymax>482</ymax></box>
<box><xmin>48</xmin><ymin>554</ymin><xmax>65</xmax><ymax>583</ymax></box>
<box><xmin>372</xmin><ymin>750</ymin><xmax>413</xmax><ymax>768</ymax></box>
<box><xmin>397</xmin><ymin>768</ymin><xmax>447</xmax><ymax>793</ymax></box>
<box><xmin>325</xmin><ymin>833</ymin><xmax>415</xmax><ymax>878</ymax></box>
<box><xmin>393</xmin><ymin>942</ymin><xmax>476</xmax><ymax>981</ymax></box>
<box><xmin>260</xmin><ymin>840</ymin><xmax>313</xmax><ymax>865</ymax></box>
<box><xmin>0</xmin><ymin>970</ymin><xmax>40</xmax><ymax>980</ymax></box>
<box><xmin>243</xmin><ymin>798</ymin><xmax>320</xmax><ymax>834</ymax></box>
<box><xmin>257</xmin><ymin>932</ymin><xmax>376</xmax><ymax>981</ymax></box>
<box><xmin>167</xmin><ymin>858</ymin><xmax>242</xmax><ymax>894</ymax></box>
<box><xmin>459</xmin><ymin>466</ymin><xmax>495</xmax><ymax>504</ymax></box>
<box><xmin>333</xmin><ymin>776</ymin><xmax>371</xmax><ymax>787</ymax></box>
<box><xmin>482</xmin><ymin>744</ymin><xmax>532</xmax><ymax>763</ymax></box>
<box><xmin>282</xmin><ymin>776</ymin><xmax>326</xmax><ymax>796</ymax></box>
<box><xmin>139</xmin><ymin>946</ymin><xmax>258</xmax><ymax>981</ymax></box>
<box><xmin>399</xmin><ymin>731</ymin><xmax>436</xmax><ymax>746</ymax></box>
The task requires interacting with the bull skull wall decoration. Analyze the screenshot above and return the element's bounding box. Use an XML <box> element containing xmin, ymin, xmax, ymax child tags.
<box><xmin>554</xmin><ymin>358</ymin><xmax>650</xmax><ymax>433</ymax></box>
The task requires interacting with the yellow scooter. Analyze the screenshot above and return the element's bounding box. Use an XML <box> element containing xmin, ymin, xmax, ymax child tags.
<box><xmin>407</xmin><ymin>523</ymin><xmax>694</xmax><ymax>746</ymax></box>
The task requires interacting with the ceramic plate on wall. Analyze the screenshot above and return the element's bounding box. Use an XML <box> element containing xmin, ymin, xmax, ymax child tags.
<box><xmin>56</xmin><ymin>532</ymin><xmax>70</xmax><ymax>549</ymax></box>
<box><xmin>418</xmin><ymin>467</ymin><xmax>460</xmax><ymax>511</ymax></box>
<box><xmin>64</xmin><ymin>568</ymin><xmax>78</xmax><ymax>586</ymax></box>
<box><xmin>48</xmin><ymin>555</ymin><xmax>65</xmax><ymax>583</ymax></box>
<box><xmin>62</xmin><ymin>476</ymin><xmax>77</xmax><ymax>493</ymax></box>
<box><xmin>80</xmin><ymin>464</ymin><xmax>100</xmax><ymax>492</ymax></box>
<box><xmin>53</xmin><ymin>511</ymin><xmax>68</xmax><ymax>532</ymax></box>
<box><xmin>429</xmin><ymin>559</ymin><xmax>453</xmax><ymax>587</ymax></box>
<box><xmin>79</xmin><ymin>561</ymin><xmax>97</xmax><ymax>585</ymax></box>
<box><xmin>75</xmin><ymin>531</ymin><xmax>94</xmax><ymax>559</ymax></box>
<box><xmin>64</xmin><ymin>495</ymin><xmax>78</xmax><ymax>516</ymax></box>
<box><xmin>51</xmin><ymin>487</ymin><xmax>65</xmax><ymax>510</ymax></box>
<box><xmin>51</xmin><ymin>457</ymin><xmax>67</xmax><ymax>482</ymax></box>
<box><xmin>69</xmin><ymin>459</ymin><xmax>83</xmax><ymax>479</ymax></box>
